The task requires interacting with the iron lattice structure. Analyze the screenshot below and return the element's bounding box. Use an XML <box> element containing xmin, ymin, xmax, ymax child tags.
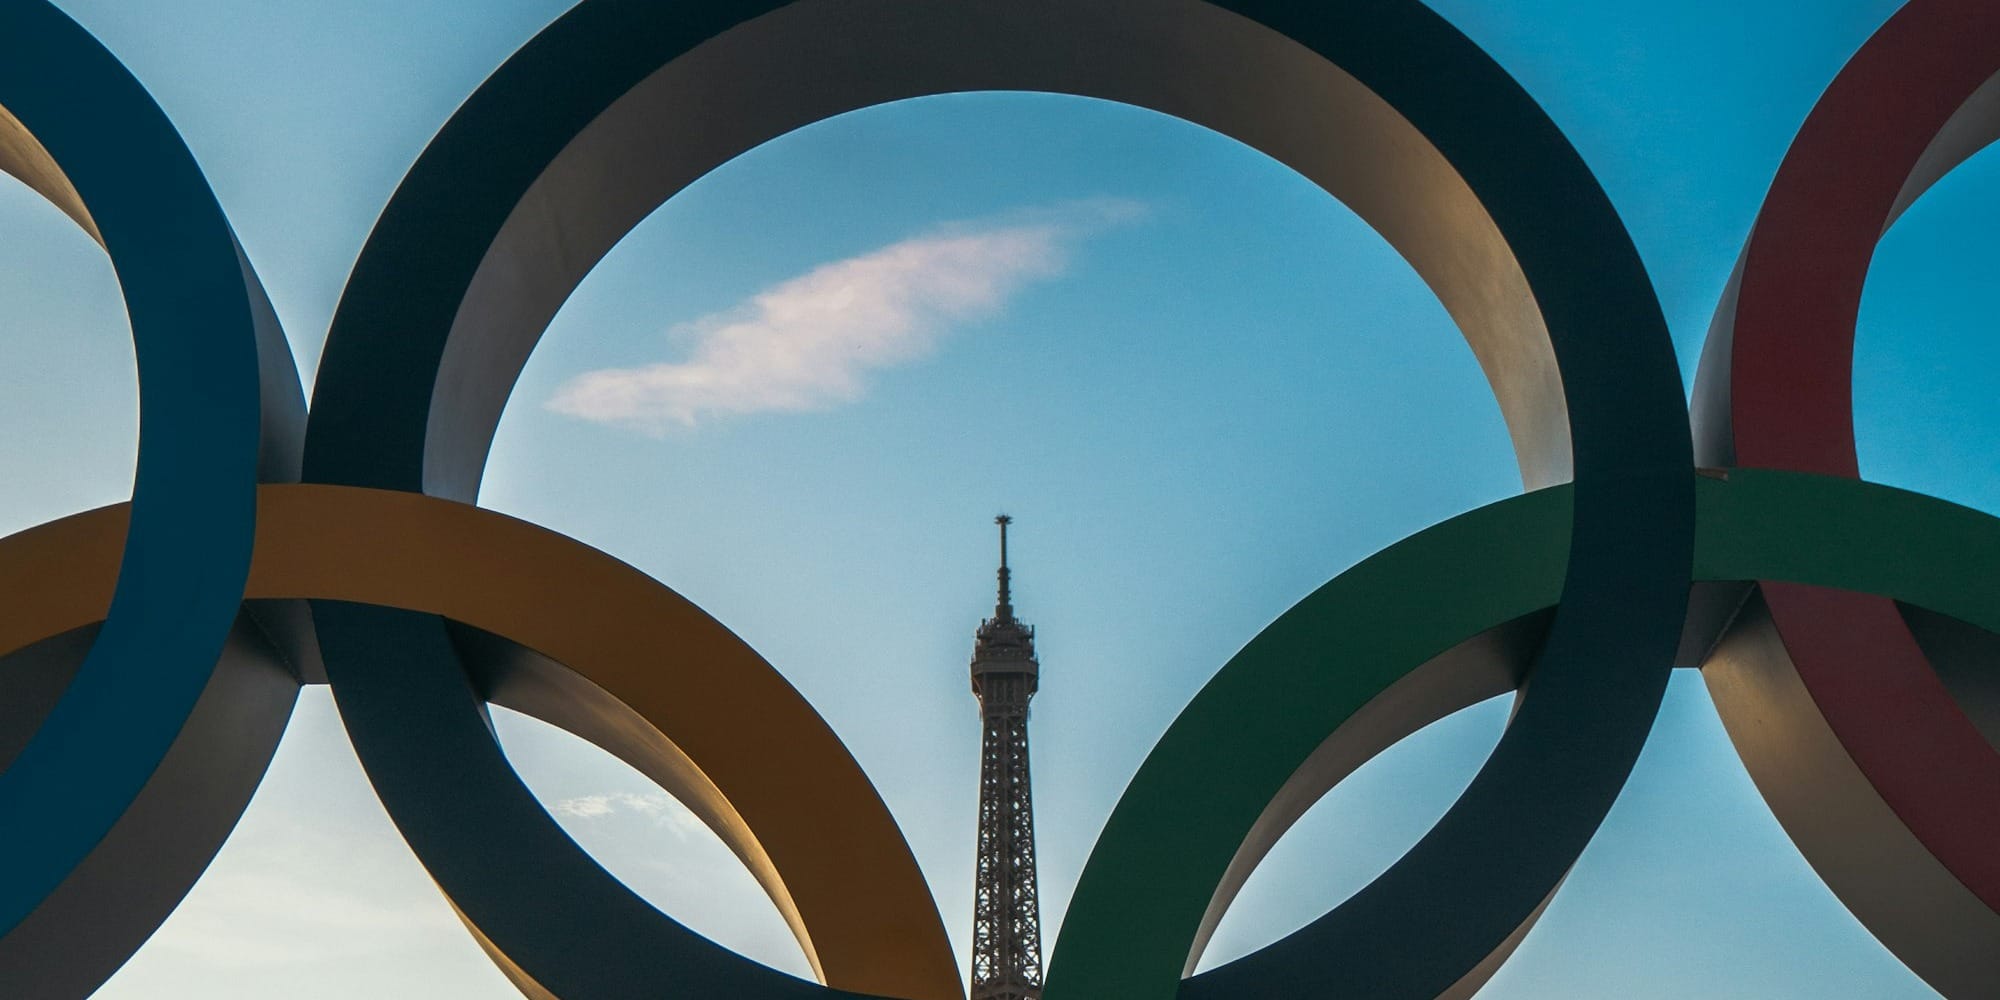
<box><xmin>969</xmin><ymin>516</ymin><xmax>1044</xmax><ymax>1000</ymax></box>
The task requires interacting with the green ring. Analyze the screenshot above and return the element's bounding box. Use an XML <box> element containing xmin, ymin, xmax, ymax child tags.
<box><xmin>1051</xmin><ymin>467</ymin><xmax>2000</xmax><ymax>995</ymax></box>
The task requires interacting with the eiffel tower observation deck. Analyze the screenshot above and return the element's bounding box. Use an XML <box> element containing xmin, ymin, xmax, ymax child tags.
<box><xmin>968</xmin><ymin>515</ymin><xmax>1044</xmax><ymax>1000</ymax></box>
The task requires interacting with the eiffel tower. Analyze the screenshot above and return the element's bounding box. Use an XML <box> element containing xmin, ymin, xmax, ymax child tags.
<box><xmin>968</xmin><ymin>515</ymin><xmax>1044</xmax><ymax>1000</ymax></box>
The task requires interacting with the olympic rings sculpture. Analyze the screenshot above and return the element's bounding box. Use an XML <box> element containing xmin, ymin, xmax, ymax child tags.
<box><xmin>0</xmin><ymin>0</ymin><xmax>1994</xmax><ymax>997</ymax></box>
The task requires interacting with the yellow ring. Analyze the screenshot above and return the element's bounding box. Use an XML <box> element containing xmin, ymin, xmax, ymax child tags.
<box><xmin>0</xmin><ymin>484</ymin><xmax>958</xmax><ymax>1000</ymax></box>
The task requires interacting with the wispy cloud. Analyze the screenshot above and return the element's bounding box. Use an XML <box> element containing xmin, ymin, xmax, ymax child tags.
<box><xmin>547</xmin><ymin>199</ymin><xmax>1144</xmax><ymax>433</ymax></box>
<box><xmin>553</xmin><ymin>790</ymin><xmax>706</xmax><ymax>840</ymax></box>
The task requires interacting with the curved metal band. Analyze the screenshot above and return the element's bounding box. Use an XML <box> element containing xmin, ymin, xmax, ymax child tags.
<box><xmin>1064</xmin><ymin>484</ymin><xmax>1576</xmax><ymax>999</ymax></box>
<box><xmin>1063</xmin><ymin>468</ymin><xmax>2000</xmax><ymax>999</ymax></box>
<box><xmin>0</xmin><ymin>4</ymin><xmax>302</xmax><ymax>990</ymax></box>
<box><xmin>1696</xmin><ymin>469</ymin><xmax>2000</xmax><ymax>999</ymax></box>
<box><xmin>0</xmin><ymin>484</ymin><xmax>949</xmax><ymax>997</ymax></box>
<box><xmin>1687</xmin><ymin>4</ymin><xmax>2000</xmax><ymax>993</ymax></box>
<box><xmin>302</xmin><ymin>1</ymin><xmax>1688</xmax><ymax>996</ymax></box>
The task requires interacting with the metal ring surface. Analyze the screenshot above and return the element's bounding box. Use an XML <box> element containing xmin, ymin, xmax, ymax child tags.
<box><xmin>1060</xmin><ymin>484</ymin><xmax>1575</xmax><ymax>999</ymax></box>
<box><xmin>1063</xmin><ymin>466</ymin><xmax>2000</xmax><ymax>998</ymax></box>
<box><xmin>8</xmin><ymin>2</ymin><xmax>2000</xmax><ymax>998</ymax></box>
<box><xmin>0</xmin><ymin>4</ymin><xmax>304</xmax><ymax>996</ymax></box>
<box><xmin>302</xmin><ymin>2</ymin><xmax>1689</xmax><ymax>997</ymax></box>
<box><xmin>1689</xmin><ymin>2</ymin><xmax>2000</xmax><ymax>994</ymax></box>
<box><xmin>0</xmin><ymin>484</ymin><xmax>949</xmax><ymax>997</ymax></box>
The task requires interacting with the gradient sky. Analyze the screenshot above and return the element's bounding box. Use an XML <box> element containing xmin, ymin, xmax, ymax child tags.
<box><xmin>0</xmin><ymin>1</ymin><xmax>1994</xmax><ymax>997</ymax></box>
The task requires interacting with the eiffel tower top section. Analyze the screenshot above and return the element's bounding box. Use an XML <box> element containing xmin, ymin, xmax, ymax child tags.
<box><xmin>972</xmin><ymin>515</ymin><xmax>1038</xmax><ymax>690</ymax></box>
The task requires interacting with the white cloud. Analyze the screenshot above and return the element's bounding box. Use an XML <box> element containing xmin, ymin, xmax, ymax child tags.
<box><xmin>553</xmin><ymin>793</ymin><xmax>622</xmax><ymax>819</ymax></box>
<box><xmin>547</xmin><ymin>199</ymin><xmax>1144</xmax><ymax>433</ymax></box>
<box><xmin>552</xmin><ymin>790</ymin><xmax>705</xmax><ymax>840</ymax></box>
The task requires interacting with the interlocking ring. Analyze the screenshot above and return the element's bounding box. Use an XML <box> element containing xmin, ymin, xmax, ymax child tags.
<box><xmin>302</xmin><ymin>1</ymin><xmax>1686</xmax><ymax>997</ymax></box>
<box><xmin>1060</xmin><ymin>464</ymin><xmax>2000</xmax><ymax>1000</ymax></box>
<box><xmin>1690</xmin><ymin>0</ymin><xmax>2000</xmax><ymax>993</ymax></box>
<box><xmin>1063</xmin><ymin>3</ymin><xmax>2000</xmax><ymax>998</ymax></box>
<box><xmin>0</xmin><ymin>486</ymin><xmax>953</xmax><ymax>997</ymax></box>
<box><xmin>0</xmin><ymin>4</ymin><xmax>304</xmax><ymax>995</ymax></box>
<box><xmin>2</xmin><ymin>1</ymin><xmax>1997</xmax><ymax>999</ymax></box>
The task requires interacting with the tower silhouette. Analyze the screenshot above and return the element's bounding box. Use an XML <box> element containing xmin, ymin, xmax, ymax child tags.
<box><xmin>968</xmin><ymin>515</ymin><xmax>1044</xmax><ymax>1000</ymax></box>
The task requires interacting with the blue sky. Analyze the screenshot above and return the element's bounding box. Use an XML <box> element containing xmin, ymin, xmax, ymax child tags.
<box><xmin>0</xmin><ymin>0</ymin><xmax>1994</xmax><ymax>997</ymax></box>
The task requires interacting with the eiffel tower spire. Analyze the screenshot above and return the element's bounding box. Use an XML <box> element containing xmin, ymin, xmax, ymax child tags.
<box><xmin>969</xmin><ymin>514</ymin><xmax>1043</xmax><ymax>1000</ymax></box>
<box><xmin>995</xmin><ymin>514</ymin><xmax>1014</xmax><ymax>619</ymax></box>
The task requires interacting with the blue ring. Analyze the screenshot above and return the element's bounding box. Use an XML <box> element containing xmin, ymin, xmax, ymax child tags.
<box><xmin>0</xmin><ymin>0</ymin><xmax>284</xmax><ymax>946</ymax></box>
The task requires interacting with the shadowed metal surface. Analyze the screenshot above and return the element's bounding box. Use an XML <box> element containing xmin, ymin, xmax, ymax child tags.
<box><xmin>302</xmin><ymin>1</ymin><xmax>1688</xmax><ymax>997</ymax></box>
<box><xmin>6</xmin><ymin>3</ymin><xmax>1994</xmax><ymax>997</ymax></box>
<box><xmin>1182</xmin><ymin>610</ymin><xmax>1553</xmax><ymax>977</ymax></box>
<box><xmin>1688</xmin><ymin>2</ymin><xmax>2000</xmax><ymax>994</ymax></box>
<box><xmin>1076</xmin><ymin>467</ymin><xmax>2000</xmax><ymax>1000</ymax></box>
<box><xmin>1693</xmin><ymin>464</ymin><xmax>2000</xmax><ymax>999</ymax></box>
<box><xmin>0</xmin><ymin>5</ymin><xmax>304</xmax><ymax>997</ymax></box>
<box><xmin>0</xmin><ymin>485</ymin><xmax>950</xmax><ymax>998</ymax></box>
<box><xmin>1100</xmin><ymin>486</ymin><xmax>1578</xmax><ymax>1000</ymax></box>
<box><xmin>0</xmin><ymin>618</ymin><xmax>298</xmax><ymax>1000</ymax></box>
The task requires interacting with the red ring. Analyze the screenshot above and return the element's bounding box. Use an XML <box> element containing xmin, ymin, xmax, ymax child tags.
<box><xmin>1697</xmin><ymin>0</ymin><xmax>2000</xmax><ymax>919</ymax></box>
